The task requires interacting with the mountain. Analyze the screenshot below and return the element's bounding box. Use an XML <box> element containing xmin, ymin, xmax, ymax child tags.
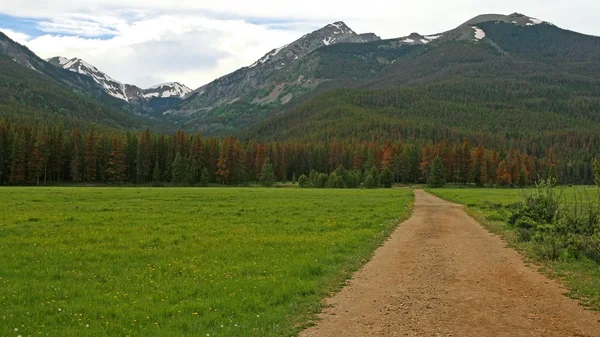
<box><xmin>0</xmin><ymin>53</ymin><xmax>158</xmax><ymax>130</ymax></box>
<box><xmin>173</xmin><ymin>12</ymin><xmax>600</xmax><ymax>135</ymax></box>
<box><xmin>0</xmin><ymin>32</ymin><xmax>175</xmax><ymax>130</ymax></box>
<box><xmin>168</xmin><ymin>21</ymin><xmax>381</xmax><ymax>131</ymax></box>
<box><xmin>0</xmin><ymin>31</ymin><xmax>129</xmax><ymax>108</ymax></box>
<box><xmin>46</xmin><ymin>56</ymin><xmax>191</xmax><ymax>113</ymax></box>
<box><xmin>238</xmin><ymin>12</ymin><xmax>600</xmax><ymax>173</ymax></box>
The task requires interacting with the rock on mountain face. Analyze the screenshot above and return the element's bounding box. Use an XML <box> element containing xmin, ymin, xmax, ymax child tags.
<box><xmin>175</xmin><ymin>21</ymin><xmax>380</xmax><ymax>114</ymax></box>
<box><xmin>47</xmin><ymin>56</ymin><xmax>191</xmax><ymax>111</ymax></box>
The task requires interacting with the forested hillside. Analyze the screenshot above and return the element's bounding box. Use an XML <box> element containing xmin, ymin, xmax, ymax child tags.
<box><xmin>177</xmin><ymin>16</ymin><xmax>600</xmax><ymax>134</ymax></box>
<box><xmin>0</xmin><ymin>55</ymin><xmax>169</xmax><ymax>131</ymax></box>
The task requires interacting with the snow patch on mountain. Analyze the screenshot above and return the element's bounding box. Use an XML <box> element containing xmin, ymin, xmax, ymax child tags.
<box><xmin>323</xmin><ymin>37</ymin><xmax>334</xmax><ymax>45</ymax></box>
<box><xmin>426</xmin><ymin>34</ymin><xmax>442</xmax><ymax>40</ymax></box>
<box><xmin>529</xmin><ymin>17</ymin><xmax>544</xmax><ymax>25</ymax></box>
<box><xmin>46</xmin><ymin>56</ymin><xmax>190</xmax><ymax>103</ymax></box>
<box><xmin>143</xmin><ymin>82</ymin><xmax>192</xmax><ymax>98</ymax></box>
<box><xmin>472</xmin><ymin>26</ymin><xmax>486</xmax><ymax>40</ymax></box>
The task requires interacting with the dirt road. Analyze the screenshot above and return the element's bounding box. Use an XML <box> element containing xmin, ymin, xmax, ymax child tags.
<box><xmin>300</xmin><ymin>190</ymin><xmax>600</xmax><ymax>337</ymax></box>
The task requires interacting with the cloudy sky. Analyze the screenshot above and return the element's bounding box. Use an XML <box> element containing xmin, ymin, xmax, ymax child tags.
<box><xmin>2</xmin><ymin>0</ymin><xmax>599</xmax><ymax>89</ymax></box>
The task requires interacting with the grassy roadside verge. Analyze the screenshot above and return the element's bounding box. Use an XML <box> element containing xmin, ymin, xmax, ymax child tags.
<box><xmin>426</xmin><ymin>187</ymin><xmax>600</xmax><ymax>311</ymax></box>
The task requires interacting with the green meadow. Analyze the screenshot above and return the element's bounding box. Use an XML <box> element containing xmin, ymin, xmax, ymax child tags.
<box><xmin>0</xmin><ymin>187</ymin><xmax>412</xmax><ymax>337</ymax></box>
<box><xmin>428</xmin><ymin>186</ymin><xmax>600</xmax><ymax>310</ymax></box>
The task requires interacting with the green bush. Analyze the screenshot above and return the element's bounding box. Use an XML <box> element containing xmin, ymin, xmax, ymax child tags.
<box><xmin>508</xmin><ymin>180</ymin><xmax>600</xmax><ymax>262</ymax></box>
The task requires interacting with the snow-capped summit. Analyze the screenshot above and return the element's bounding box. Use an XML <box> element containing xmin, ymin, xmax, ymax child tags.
<box><xmin>144</xmin><ymin>82</ymin><xmax>192</xmax><ymax>99</ymax></box>
<box><xmin>46</xmin><ymin>56</ymin><xmax>191</xmax><ymax>108</ymax></box>
<box><xmin>247</xmin><ymin>21</ymin><xmax>380</xmax><ymax>69</ymax></box>
<box><xmin>47</xmin><ymin>56</ymin><xmax>129</xmax><ymax>101</ymax></box>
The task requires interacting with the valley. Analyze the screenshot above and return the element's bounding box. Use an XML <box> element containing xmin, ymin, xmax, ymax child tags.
<box><xmin>1</xmin><ymin>7</ymin><xmax>600</xmax><ymax>337</ymax></box>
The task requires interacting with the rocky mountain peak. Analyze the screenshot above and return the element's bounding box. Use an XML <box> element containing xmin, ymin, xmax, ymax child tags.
<box><xmin>247</xmin><ymin>21</ymin><xmax>380</xmax><ymax>70</ymax></box>
<box><xmin>46</xmin><ymin>56</ymin><xmax>191</xmax><ymax>106</ymax></box>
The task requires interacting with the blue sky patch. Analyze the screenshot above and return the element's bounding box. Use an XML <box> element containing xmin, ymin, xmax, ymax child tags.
<box><xmin>0</xmin><ymin>14</ymin><xmax>46</xmax><ymax>37</ymax></box>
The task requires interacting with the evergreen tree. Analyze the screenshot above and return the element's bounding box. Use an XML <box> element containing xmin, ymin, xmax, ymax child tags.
<box><xmin>518</xmin><ymin>169</ymin><xmax>527</xmax><ymax>188</ymax></box>
<box><xmin>9</xmin><ymin>130</ymin><xmax>27</xmax><ymax>185</ymax></box>
<box><xmin>380</xmin><ymin>167</ymin><xmax>393</xmax><ymax>188</ymax></box>
<box><xmin>200</xmin><ymin>167</ymin><xmax>210</xmax><ymax>187</ymax></box>
<box><xmin>84</xmin><ymin>127</ymin><xmax>98</xmax><ymax>182</ymax></box>
<box><xmin>298</xmin><ymin>174</ymin><xmax>309</xmax><ymax>188</ymax></box>
<box><xmin>171</xmin><ymin>152</ymin><xmax>188</xmax><ymax>185</ymax></box>
<box><xmin>136</xmin><ymin>129</ymin><xmax>152</xmax><ymax>183</ymax></box>
<box><xmin>152</xmin><ymin>161</ymin><xmax>162</xmax><ymax>185</ymax></box>
<box><xmin>428</xmin><ymin>156</ymin><xmax>446</xmax><ymax>188</ymax></box>
<box><xmin>364</xmin><ymin>148</ymin><xmax>377</xmax><ymax>171</ymax></box>
<box><xmin>593</xmin><ymin>159</ymin><xmax>600</xmax><ymax>187</ymax></box>
<box><xmin>106</xmin><ymin>135</ymin><xmax>126</xmax><ymax>183</ymax></box>
<box><xmin>326</xmin><ymin>173</ymin><xmax>344</xmax><ymax>188</ymax></box>
<box><xmin>316</xmin><ymin>173</ymin><xmax>328</xmax><ymax>188</ymax></box>
<box><xmin>187</xmin><ymin>158</ymin><xmax>201</xmax><ymax>185</ymax></box>
<box><xmin>368</xmin><ymin>166</ymin><xmax>379</xmax><ymax>186</ymax></box>
<box><xmin>27</xmin><ymin>131</ymin><xmax>45</xmax><ymax>185</ymax></box>
<box><xmin>364</xmin><ymin>173</ymin><xmax>377</xmax><ymax>189</ymax></box>
<box><xmin>70</xmin><ymin>129</ymin><xmax>83</xmax><ymax>183</ymax></box>
<box><xmin>260</xmin><ymin>158</ymin><xmax>276</xmax><ymax>187</ymax></box>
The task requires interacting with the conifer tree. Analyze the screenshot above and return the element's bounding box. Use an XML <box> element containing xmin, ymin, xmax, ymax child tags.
<box><xmin>260</xmin><ymin>158</ymin><xmax>276</xmax><ymax>187</ymax></box>
<box><xmin>70</xmin><ymin>129</ymin><xmax>83</xmax><ymax>183</ymax></box>
<box><xmin>0</xmin><ymin>121</ymin><xmax>7</xmax><ymax>185</ymax></box>
<box><xmin>27</xmin><ymin>130</ymin><xmax>45</xmax><ymax>185</ymax></box>
<box><xmin>171</xmin><ymin>152</ymin><xmax>188</xmax><ymax>185</ymax></box>
<box><xmin>200</xmin><ymin>167</ymin><xmax>210</xmax><ymax>187</ymax></box>
<box><xmin>298</xmin><ymin>174</ymin><xmax>309</xmax><ymax>188</ymax></box>
<box><xmin>495</xmin><ymin>160</ymin><xmax>512</xmax><ymax>186</ymax></box>
<box><xmin>368</xmin><ymin>166</ymin><xmax>379</xmax><ymax>186</ymax></box>
<box><xmin>136</xmin><ymin>129</ymin><xmax>152</xmax><ymax>183</ymax></box>
<box><xmin>380</xmin><ymin>167</ymin><xmax>393</xmax><ymax>188</ymax></box>
<box><xmin>428</xmin><ymin>156</ymin><xmax>446</xmax><ymax>188</ymax></box>
<box><xmin>593</xmin><ymin>159</ymin><xmax>600</xmax><ymax>187</ymax></box>
<box><xmin>9</xmin><ymin>130</ymin><xmax>27</xmax><ymax>185</ymax></box>
<box><xmin>364</xmin><ymin>173</ymin><xmax>377</xmax><ymax>189</ymax></box>
<box><xmin>381</xmin><ymin>141</ymin><xmax>394</xmax><ymax>169</ymax></box>
<box><xmin>187</xmin><ymin>158</ymin><xmax>201</xmax><ymax>185</ymax></box>
<box><xmin>152</xmin><ymin>161</ymin><xmax>162</xmax><ymax>185</ymax></box>
<box><xmin>106</xmin><ymin>135</ymin><xmax>126</xmax><ymax>183</ymax></box>
<box><xmin>84</xmin><ymin>127</ymin><xmax>98</xmax><ymax>182</ymax></box>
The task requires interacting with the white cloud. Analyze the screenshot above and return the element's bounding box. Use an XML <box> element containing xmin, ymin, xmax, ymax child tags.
<box><xmin>3</xmin><ymin>0</ymin><xmax>600</xmax><ymax>89</ymax></box>
<box><xmin>23</xmin><ymin>15</ymin><xmax>305</xmax><ymax>88</ymax></box>
<box><xmin>1</xmin><ymin>28</ymin><xmax>31</xmax><ymax>44</ymax></box>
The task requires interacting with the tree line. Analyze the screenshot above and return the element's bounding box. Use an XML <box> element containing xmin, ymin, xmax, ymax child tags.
<box><xmin>1</xmin><ymin>119</ymin><xmax>588</xmax><ymax>187</ymax></box>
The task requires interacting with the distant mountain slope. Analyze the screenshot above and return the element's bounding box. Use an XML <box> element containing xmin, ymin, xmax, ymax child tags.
<box><xmin>239</xmin><ymin>13</ymin><xmax>600</xmax><ymax>167</ymax></box>
<box><xmin>172</xmin><ymin>13</ymin><xmax>600</xmax><ymax>134</ymax></box>
<box><xmin>46</xmin><ymin>56</ymin><xmax>191</xmax><ymax>113</ymax></box>
<box><xmin>0</xmin><ymin>32</ymin><xmax>128</xmax><ymax>109</ymax></box>
<box><xmin>168</xmin><ymin>21</ymin><xmax>381</xmax><ymax>131</ymax></box>
<box><xmin>0</xmin><ymin>54</ymin><xmax>164</xmax><ymax>130</ymax></box>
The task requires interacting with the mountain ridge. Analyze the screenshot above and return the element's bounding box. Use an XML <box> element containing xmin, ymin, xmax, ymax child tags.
<box><xmin>46</xmin><ymin>56</ymin><xmax>192</xmax><ymax>110</ymax></box>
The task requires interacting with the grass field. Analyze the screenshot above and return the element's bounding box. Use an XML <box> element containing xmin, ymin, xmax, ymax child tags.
<box><xmin>427</xmin><ymin>186</ymin><xmax>600</xmax><ymax>310</ymax></box>
<box><xmin>0</xmin><ymin>187</ymin><xmax>413</xmax><ymax>337</ymax></box>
